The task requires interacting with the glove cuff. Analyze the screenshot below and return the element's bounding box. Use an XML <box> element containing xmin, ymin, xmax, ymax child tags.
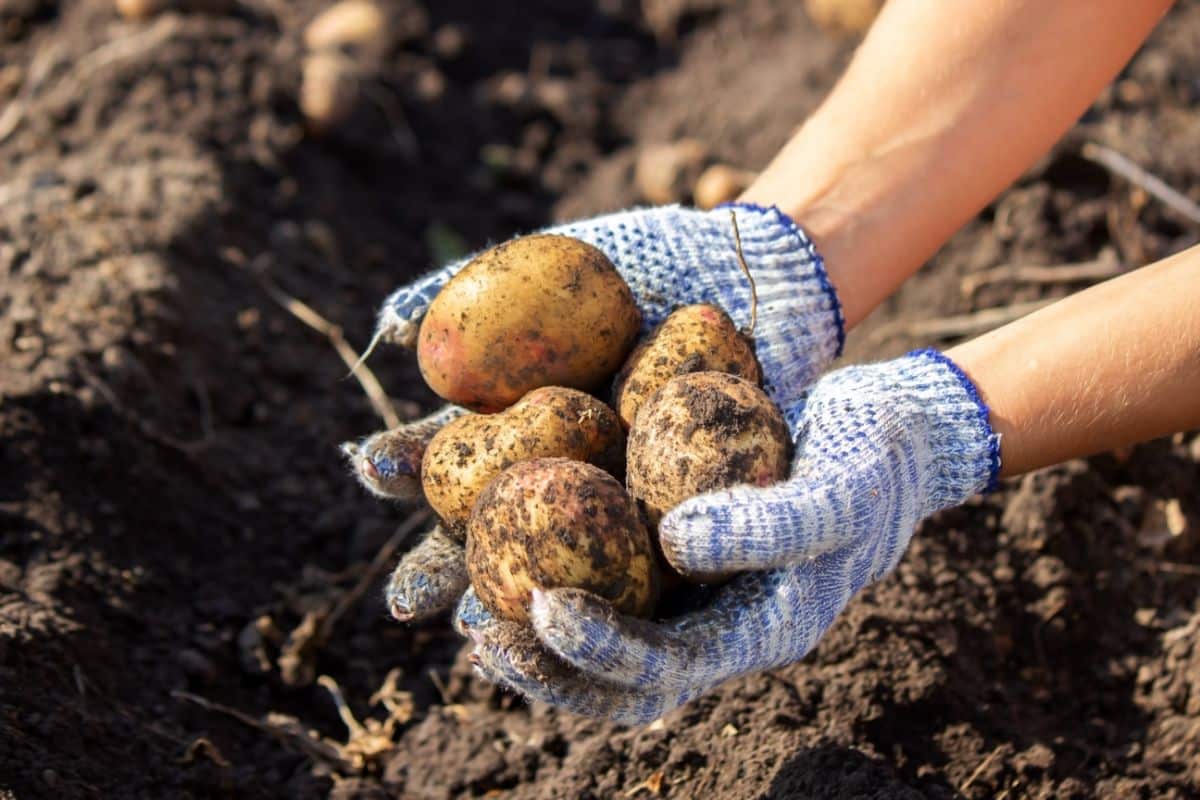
<box><xmin>714</xmin><ymin>203</ymin><xmax>845</xmax><ymax>401</ymax></box>
<box><xmin>897</xmin><ymin>348</ymin><xmax>1003</xmax><ymax>501</ymax></box>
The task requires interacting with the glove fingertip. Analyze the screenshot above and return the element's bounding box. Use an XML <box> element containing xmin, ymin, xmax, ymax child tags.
<box><xmin>453</xmin><ymin>586</ymin><xmax>494</xmax><ymax>636</ymax></box>
<box><xmin>376</xmin><ymin>303</ymin><xmax>422</xmax><ymax>350</ymax></box>
<box><xmin>530</xmin><ymin>588</ymin><xmax>615</xmax><ymax>666</ymax></box>
<box><xmin>658</xmin><ymin>493</ymin><xmax>735</xmax><ymax>577</ymax></box>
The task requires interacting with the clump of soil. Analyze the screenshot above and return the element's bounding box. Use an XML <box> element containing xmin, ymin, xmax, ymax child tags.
<box><xmin>2</xmin><ymin>0</ymin><xmax>1199</xmax><ymax>798</ymax></box>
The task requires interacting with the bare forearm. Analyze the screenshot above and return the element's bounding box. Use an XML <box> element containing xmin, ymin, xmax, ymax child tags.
<box><xmin>742</xmin><ymin>0</ymin><xmax>1173</xmax><ymax>326</ymax></box>
<box><xmin>949</xmin><ymin>247</ymin><xmax>1200</xmax><ymax>477</ymax></box>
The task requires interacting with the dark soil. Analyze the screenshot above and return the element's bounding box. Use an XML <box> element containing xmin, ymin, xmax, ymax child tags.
<box><xmin>3</xmin><ymin>1</ymin><xmax>1199</xmax><ymax>798</ymax></box>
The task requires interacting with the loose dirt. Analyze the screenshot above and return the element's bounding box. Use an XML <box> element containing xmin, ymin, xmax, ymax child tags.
<box><xmin>2</xmin><ymin>1</ymin><xmax>1198</xmax><ymax>797</ymax></box>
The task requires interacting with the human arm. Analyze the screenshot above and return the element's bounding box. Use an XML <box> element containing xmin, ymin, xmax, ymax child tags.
<box><xmin>952</xmin><ymin>243</ymin><xmax>1200</xmax><ymax>477</ymax></box>
<box><xmin>744</xmin><ymin>0</ymin><xmax>1175</xmax><ymax>325</ymax></box>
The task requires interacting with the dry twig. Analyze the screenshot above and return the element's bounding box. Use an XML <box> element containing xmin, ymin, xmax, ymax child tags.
<box><xmin>866</xmin><ymin>299</ymin><xmax>1055</xmax><ymax>346</ymax></box>
<box><xmin>77</xmin><ymin>15</ymin><xmax>182</xmax><ymax>75</ymax></box>
<box><xmin>276</xmin><ymin>509</ymin><xmax>430</xmax><ymax>686</ymax></box>
<box><xmin>317</xmin><ymin>508</ymin><xmax>431</xmax><ymax>642</ymax></box>
<box><xmin>360</xmin><ymin>82</ymin><xmax>419</xmax><ymax>159</ymax></box>
<box><xmin>1081</xmin><ymin>142</ymin><xmax>1200</xmax><ymax>226</ymax></box>
<box><xmin>318</xmin><ymin>674</ymin><xmax>413</xmax><ymax>771</ymax></box>
<box><xmin>177</xmin><ymin>737</ymin><xmax>232</xmax><ymax>768</ymax></box>
<box><xmin>728</xmin><ymin>209</ymin><xmax>758</xmax><ymax>337</ymax></box>
<box><xmin>960</xmin><ymin>250</ymin><xmax>1123</xmax><ymax>297</ymax></box>
<box><xmin>256</xmin><ymin>272</ymin><xmax>401</xmax><ymax>428</ymax></box>
<box><xmin>625</xmin><ymin>770</ymin><xmax>665</xmax><ymax>797</ymax></box>
<box><xmin>175</xmin><ymin>671</ymin><xmax>414</xmax><ymax>776</ymax></box>
<box><xmin>173</xmin><ymin>690</ymin><xmax>354</xmax><ymax>772</ymax></box>
<box><xmin>0</xmin><ymin>16</ymin><xmax>182</xmax><ymax>145</ymax></box>
<box><xmin>77</xmin><ymin>360</ymin><xmax>213</xmax><ymax>456</ymax></box>
<box><xmin>1137</xmin><ymin>559</ymin><xmax>1200</xmax><ymax>577</ymax></box>
<box><xmin>960</xmin><ymin>745</ymin><xmax>1005</xmax><ymax>792</ymax></box>
<box><xmin>0</xmin><ymin>43</ymin><xmax>66</xmax><ymax>145</ymax></box>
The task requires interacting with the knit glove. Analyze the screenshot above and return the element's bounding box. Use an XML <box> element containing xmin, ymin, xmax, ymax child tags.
<box><xmin>356</xmin><ymin>203</ymin><xmax>844</xmax><ymax>620</ymax></box>
<box><xmin>376</xmin><ymin>203</ymin><xmax>844</xmax><ymax>405</ymax></box>
<box><xmin>459</xmin><ymin>349</ymin><xmax>1001</xmax><ymax>724</ymax></box>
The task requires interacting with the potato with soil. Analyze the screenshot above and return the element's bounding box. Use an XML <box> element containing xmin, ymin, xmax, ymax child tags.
<box><xmin>417</xmin><ymin>235</ymin><xmax>641</xmax><ymax>412</ymax></box>
<box><xmin>627</xmin><ymin>371</ymin><xmax>791</xmax><ymax>576</ymax></box>
<box><xmin>422</xmin><ymin>387</ymin><xmax>624</xmax><ymax>537</ymax></box>
<box><xmin>613</xmin><ymin>303</ymin><xmax>761</xmax><ymax>428</ymax></box>
<box><xmin>467</xmin><ymin>458</ymin><xmax>660</xmax><ymax>623</ymax></box>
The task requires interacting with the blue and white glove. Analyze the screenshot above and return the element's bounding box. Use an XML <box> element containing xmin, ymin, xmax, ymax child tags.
<box><xmin>459</xmin><ymin>349</ymin><xmax>1001</xmax><ymax>724</ymax></box>
<box><xmin>376</xmin><ymin>203</ymin><xmax>844</xmax><ymax>405</ymax></box>
<box><xmin>362</xmin><ymin>204</ymin><xmax>845</xmax><ymax>620</ymax></box>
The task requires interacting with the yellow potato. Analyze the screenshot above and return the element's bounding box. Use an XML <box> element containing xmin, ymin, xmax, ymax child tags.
<box><xmin>613</xmin><ymin>303</ymin><xmax>761</xmax><ymax>429</ymax></box>
<box><xmin>627</xmin><ymin>371</ymin><xmax>790</xmax><ymax>578</ymax></box>
<box><xmin>299</xmin><ymin>51</ymin><xmax>360</xmax><ymax>134</ymax></box>
<box><xmin>805</xmin><ymin>0</ymin><xmax>882</xmax><ymax>35</ymax></box>
<box><xmin>467</xmin><ymin>458</ymin><xmax>660</xmax><ymax>623</ymax></box>
<box><xmin>417</xmin><ymin>235</ymin><xmax>641</xmax><ymax>412</ymax></box>
<box><xmin>693</xmin><ymin>164</ymin><xmax>758</xmax><ymax>210</ymax></box>
<box><xmin>422</xmin><ymin>387</ymin><xmax>624</xmax><ymax>539</ymax></box>
<box><xmin>634</xmin><ymin>139</ymin><xmax>708</xmax><ymax>205</ymax></box>
<box><xmin>303</xmin><ymin>0</ymin><xmax>390</xmax><ymax>60</ymax></box>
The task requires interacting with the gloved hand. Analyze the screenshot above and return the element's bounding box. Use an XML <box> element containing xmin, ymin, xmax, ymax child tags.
<box><xmin>349</xmin><ymin>204</ymin><xmax>845</xmax><ymax>620</ymax></box>
<box><xmin>460</xmin><ymin>349</ymin><xmax>1001</xmax><ymax>724</ymax></box>
<box><xmin>376</xmin><ymin>203</ymin><xmax>844</xmax><ymax>404</ymax></box>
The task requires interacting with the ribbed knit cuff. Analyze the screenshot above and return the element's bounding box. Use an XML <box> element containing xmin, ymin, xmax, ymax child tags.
<box><xmin>713</xmin><ymin>203</ymin><xmax>845</xmax><ymax>401</ymax></box>
<box><xmin>899</xmin><ymin>348</ymin><xmax>1003</xmax><ymax>501</ymax></box>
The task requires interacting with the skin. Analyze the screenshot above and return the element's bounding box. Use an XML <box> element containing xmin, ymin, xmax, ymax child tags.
<box><xmin>951</xmin><ymin>250</ymin><xmax>1200</xmax><ymax>476</ymax></box>
<box><xmin>738</xmin><ymin>0</ymin><xmax>1192</xmax><ymax>471</ymax></box>
<box><xmin>745</xmin><ymin>0</ymin><xmax>1175</xmax><ymax>327</ymax></box>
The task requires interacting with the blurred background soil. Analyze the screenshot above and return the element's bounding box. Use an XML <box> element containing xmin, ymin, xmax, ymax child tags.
<box><xmin>1</xmin><ymin>0</ymin><xmax>1199</xmax><ymax>797</ymax></box>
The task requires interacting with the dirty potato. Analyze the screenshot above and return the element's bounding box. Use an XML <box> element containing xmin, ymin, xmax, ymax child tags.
<box><xmin>422</xmin><ymin>387</ymin><xmax>624</xmax><ymax>538</ymax></box>
<box><xmin>417</xmin><ymin>235</ymin><xmax>641</xmax><ymax>412</ymax></box>
<box><xmin>613</xmin><ymin>304</ymin><xmax>761</xmax><ymax>428</ymax></box>
<box><xmin>467</xmin><ymin>458</ymin><xmax>660</xmax><ymax>623</ymax></box>
<box><xmin>627</xmin><ymin>371</ymin><xmax>790</xmax><ymax>576</ymax></box>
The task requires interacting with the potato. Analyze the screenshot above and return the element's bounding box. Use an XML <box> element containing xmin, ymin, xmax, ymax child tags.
<box><xmin>627</xmin><ymin>372</ymin><xmax>790</xmax><ymax>576</ymax></box>
<box><xmin>417</xmin><ymin>235</ymin><xmax>641</xmax><ymax>412</ymax></box>
<box><xmin>115</xmin><ymin>0</ymin><xmax>167</xmax><ymax>19</ymax></box>
<box><xmin>115</xmin><ymin>0</ymin><xmax>232</xmax><ymax>19</ymax></box>
<box><xmin>303</xmin><ymin>0</ymin><xmax>390</xmax><ymax>61</ymax></box>
<box><xmin>693</xmin><ymin>164</ymin><xmax>758</xmax><ymax>210</ymax></box>
<box><xmin>467</xmin><ymin>458</ymin><xmax>659</xmax><ymax>623</ymax></box>
<box><xmin>422</xmin><ymin>387</ymin><xmax>624</xmax><ymax>539</ymax></box>
<box><xmin>300</xmin><ymin>51</ymin><xmax>360</xmax><ymax>134</ymax></box>
<box><xmin>634</xmin><ymin>139</ymin><xmax>708</xmax><ymax>205</ymax></box>
<box><xmin>613</xmin><ymin>304</ymin><xmax>761</xmax><ymax>429</ymax></box>
<box><xmin>805</xmin><ymin>0</ymin><xmax>883</xmax><ymax>35</ymax></box>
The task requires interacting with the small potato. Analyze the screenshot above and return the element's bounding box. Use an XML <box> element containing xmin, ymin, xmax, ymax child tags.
<box><xmin>115</xmin><ymin>0</ymin><xmax>232</xmax><ymax>20</ymax></box>
<box><xmin>299</xmin><ymin>51</ymin><xmax>360</xmax><ymax>134</ymax></box>
<box><xmin>417</xmin><ymin>235</ymin><xmax>641</xmax><ymax>412</ymax></box>
<box><xmin>613</xmin><ymin>304</ymin><xmax>761</xmax><ymax>429</ymax></box>
<box><xmin>634</xmin><ymin>139</ymin><xmax>708</xmax><ymax>205</ymax></box>
<box><xmin>627</xmin><ymin>372</ymin><xmax>790</xmax><ymax>577</ymax></box>
<box><xmin>304</xmin><ymin>0</ymin><xmax>390</xmax><ymax>61</ymax></box>
<box><xmin>805</xmin><ymin>0</ymin><xmax>883</xmax><ymax>35</ymax></box>
<box><xmin>693</xmin><ymin>164</ymin><xmax>758</xmax><ymax>210</ymax></box>
<box><xmin>115</xmin><ymin>0</ymin><xmax>168</xmax><ymax>19</ymax></box>
<box><xmin>467</xmin><ymin>458</ymin><xmax>660</xmax><ymax>623</ymax></box>
<box><xmin>422</xmin><ymin>387</ymin><xmax>624</xmax><ymax>538</ymax></box>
